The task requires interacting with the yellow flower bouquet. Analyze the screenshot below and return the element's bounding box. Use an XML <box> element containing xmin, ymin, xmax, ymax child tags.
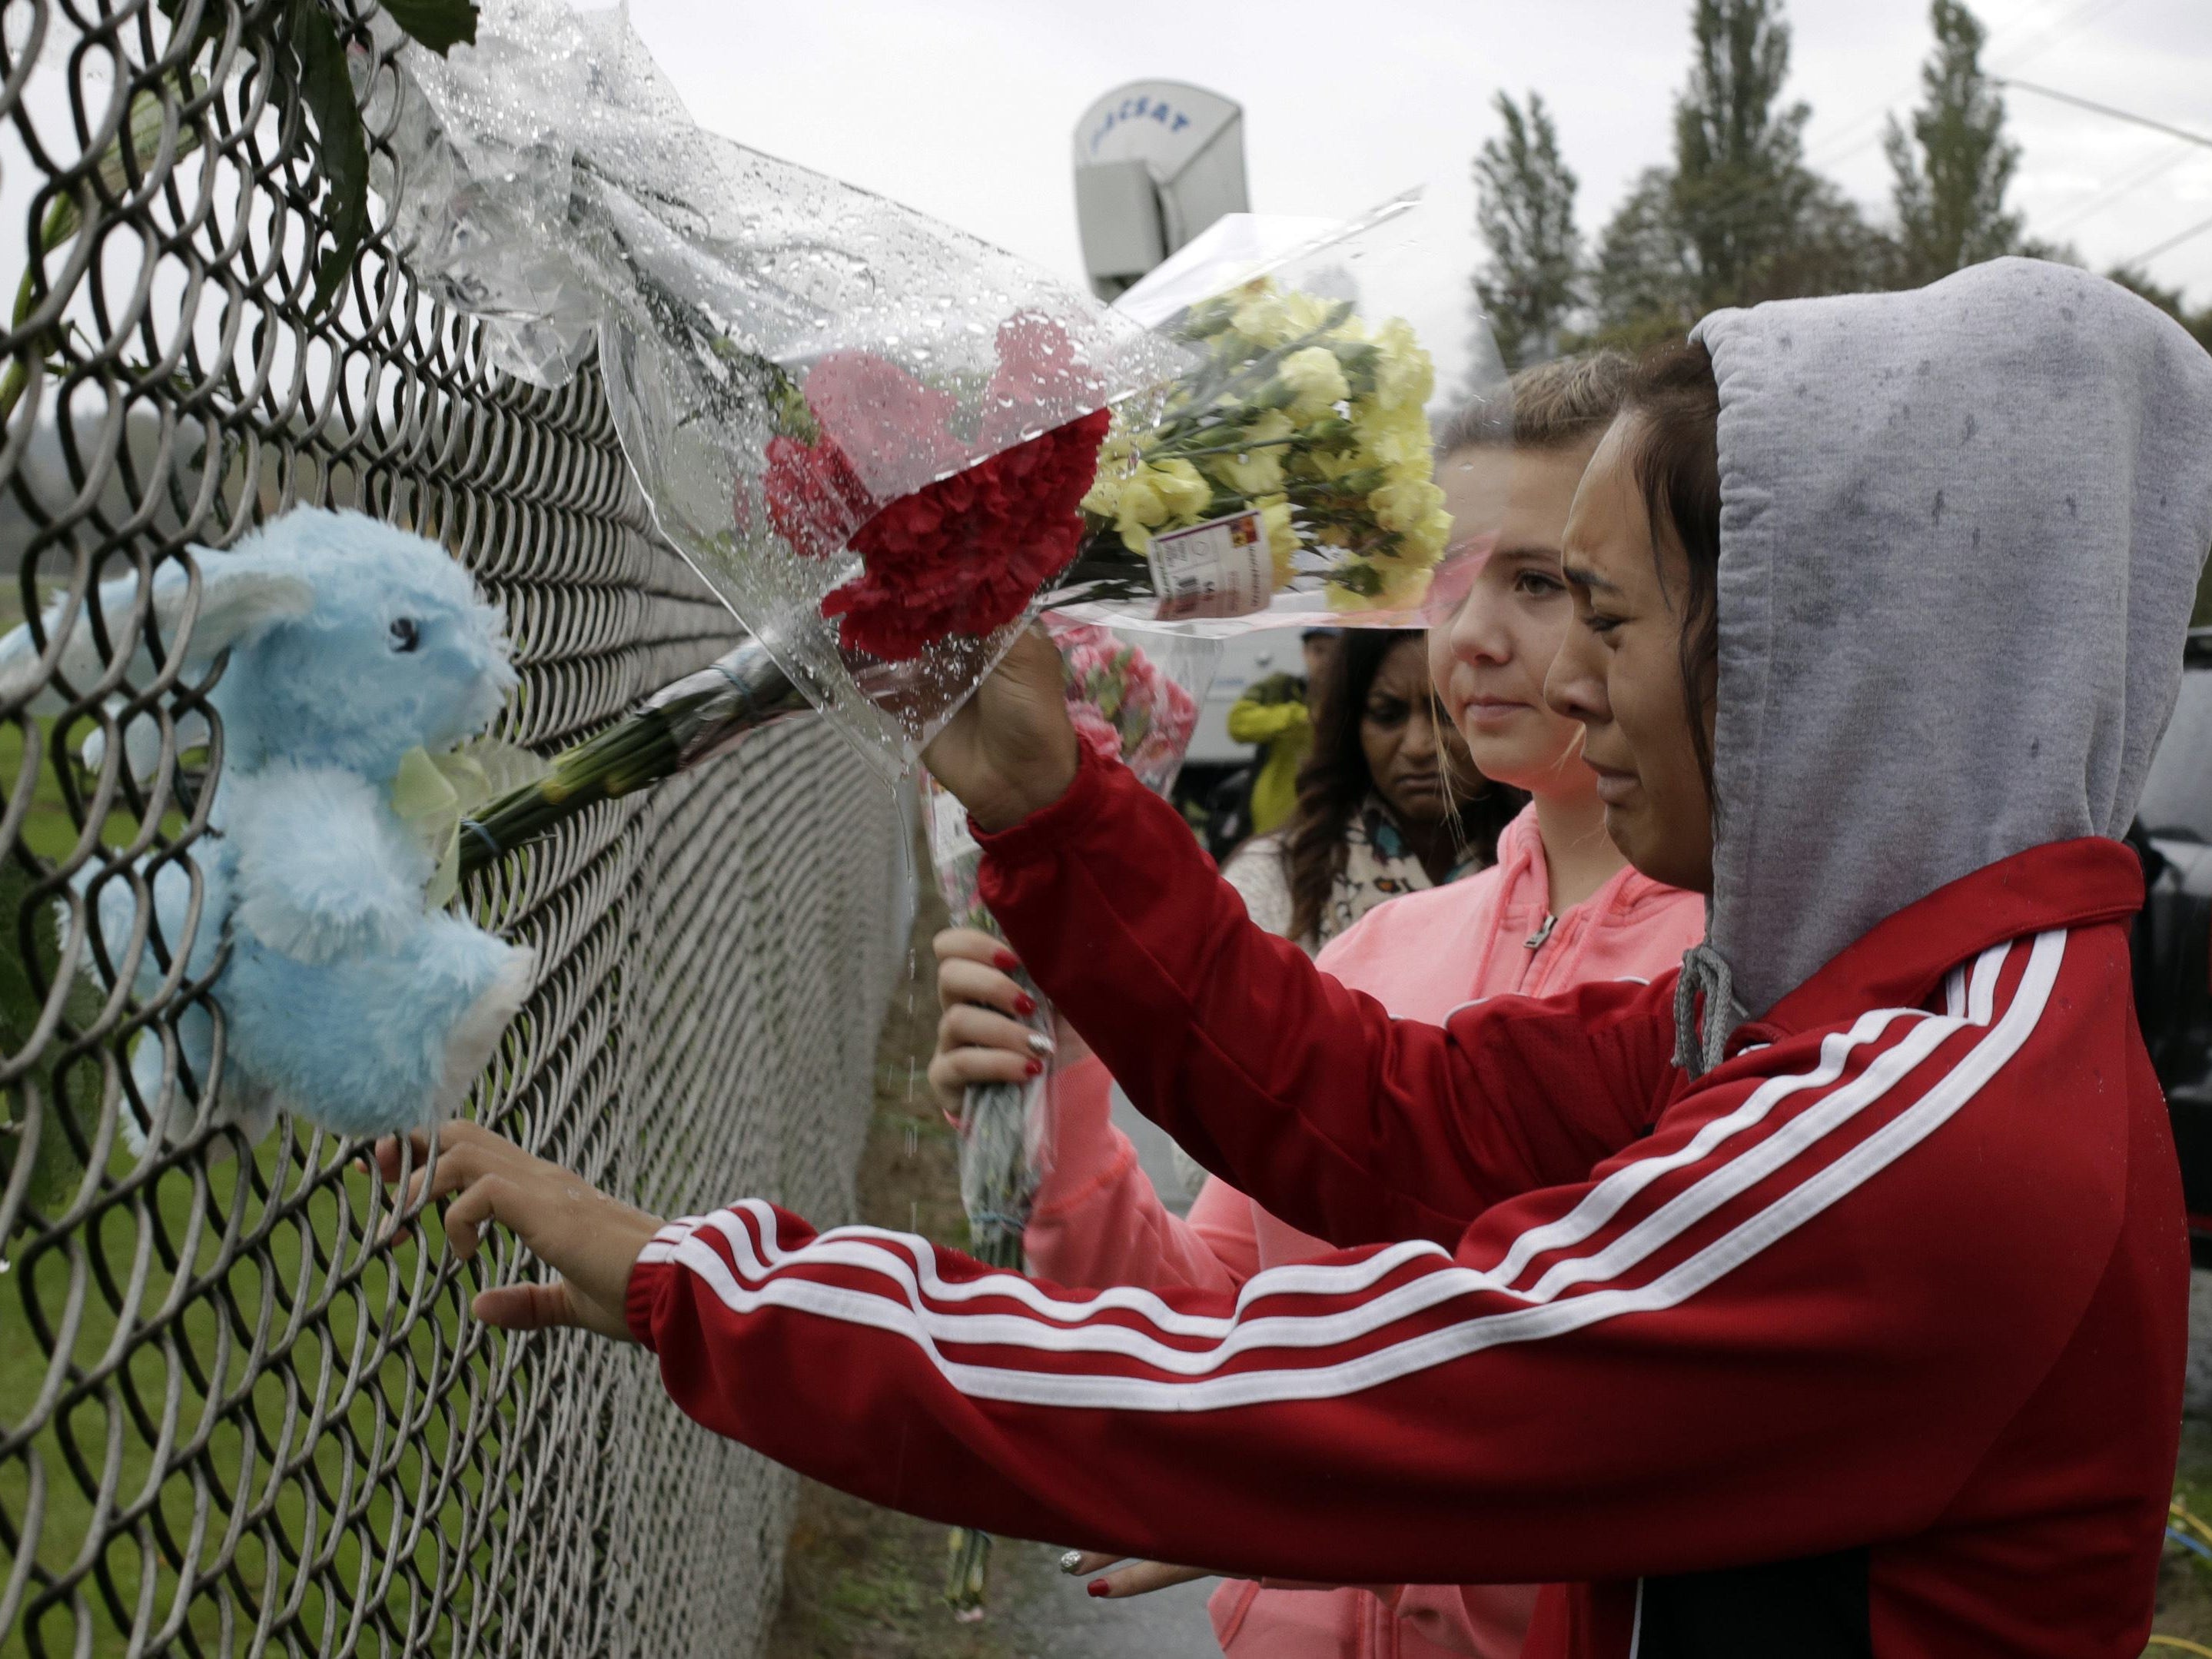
<box><xmin>1058</xmin><ymin>273</ymin><xmax>1453</xmax><ymax>622</ymax></box>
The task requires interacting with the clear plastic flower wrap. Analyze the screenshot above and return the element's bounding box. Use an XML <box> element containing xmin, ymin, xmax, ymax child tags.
<box><xmin>922</xmin><ymin>613</ymin><xmax>1220</xmax><ymax>1611</ymax></box>
<box><xmin>374</xmin><ymin>4</ymin><xmax>1514</xmax><ymax>876</ymax></box>
<box><xmin>374</xmin><ymin>0</ymin><xmax>1189</xmax><ymax>770</ymax></box>
<box><xmin>1054</xmin><ymin>195</ymin><xmax>1516</xmax><ymax>636</ymax></box>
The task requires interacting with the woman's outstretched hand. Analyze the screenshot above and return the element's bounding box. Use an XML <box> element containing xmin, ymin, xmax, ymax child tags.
<box><xmin>920</xmin><ymin>625</ymin><xmax>1079</xmax><ymax>832</ymax></box>
<box><xmin>372</xmin><ymin>1121</ymin><xmax>663</xmax><ymax>1342</ymax></box>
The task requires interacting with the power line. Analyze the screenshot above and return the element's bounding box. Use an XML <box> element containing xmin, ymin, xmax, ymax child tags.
<box><xmin>1991</xmin><ymin>77</ymin><xmax>2212</xmax><ymax>277</ymax></box>
<box><xmin>2123</xmin><ymin>211</ymin><xmax>2212</xmax><ymax>271</ymax></box>
<box><xmin>1802</xmin><ymin>0</ymin><xmax>2130</xmax><ymax>170</ymax></box>
<box><xmin>1985</xmin><ymin>0</ymin><xmax>2134</xmax><ymax>78</ymax></box>
<box><xmin>1994</xmin><ymin>78</ymin><xmax>2212</xmax><ymax>151</ymax></box>
<box><xmin>2041</xmin><ymin>141</ymin><xmax>2204</xmax><ymax>238</ymax></box>
<box><xmin>1672</xmin><ymin>38</ymin><xmax>2164</xmax><ymax>243</ymax></box>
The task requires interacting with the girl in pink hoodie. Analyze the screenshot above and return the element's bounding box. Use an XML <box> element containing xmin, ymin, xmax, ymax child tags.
<box><xmin>930</xmin><ymin>353</ymin><xmax>1707</xmax><ymax>1658</ymax></box>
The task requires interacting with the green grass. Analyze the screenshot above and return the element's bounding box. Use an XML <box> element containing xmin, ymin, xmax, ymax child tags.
<box><xmin>0</xmin><ymin>703</ymin><xmax>204</xmax><ymax>1208</ymax></box>
<box><xmin>0</xmin><ymin>717</ymin><xmax>110</xmax><ymax>863</ymax></box>
<box><xmin>0</xmin><ymin>1135</ymin><xmax>503</xmax><ymax>1657</ymax></box>
<box><xmin>0</xmin><ymin>708</ymin><xmax>191</xmax><ymax>862</ymax></box>
<box><xmin>2152</xmin><ymin>1421</ymin><xmax>2212</xmax><ymax>1653</ymax></box>
<box><xmin>0</xmin><ymin>704</ymin><xmax>499</xmax><ymax>1657</ymax></box>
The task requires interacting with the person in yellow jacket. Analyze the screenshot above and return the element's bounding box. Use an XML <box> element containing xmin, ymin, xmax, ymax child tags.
<box><xmin>1228</xmin><ymin>630</ymin><xmax>1338</xmax><ymax>836</ymax></box>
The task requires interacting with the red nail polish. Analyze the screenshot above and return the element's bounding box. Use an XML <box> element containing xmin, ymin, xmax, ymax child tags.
<box><xmin>995</xmin><ymin>949</ymin><xmax>1022</xmax><ymax>971</ymax></box>
<box><xmin>1087</xmin><ymin>1581</ymin><xmax>1110</xmax><ymax>1598</ymax></box>
<box><xmin>1014</xmin><ymin>992</ymin><xmax>1038</xmax><ymax>1016</ymax></box>
<box><xmin>1025</xmin><ymin>1057</ymin><xmax>1045</xmax><ymax>1076</ymax></box>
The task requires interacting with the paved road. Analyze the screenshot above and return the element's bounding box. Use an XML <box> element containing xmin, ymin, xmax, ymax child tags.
<box><xmin>995</xmin><ymin>1542</ymin><xmax>1221</xmax><ymax>1658</ymax></box>
<box><xmin>2190</xmin><ymin>1268</ymin><xmax>2212</xmax><ymax>1417</ymax></box>
<box><xmin>1108</xmin><ymin>1081</ymin><xmax>1202</xmax><ymax>1215</ymax></box>
<box><xmin>969</xmin><ymin>1091</ymin><xmax>1219</xmax><ymax>1655</ymax></box>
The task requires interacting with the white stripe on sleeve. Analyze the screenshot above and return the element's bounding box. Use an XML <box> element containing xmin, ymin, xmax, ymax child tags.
<box><xmin>646</xmin><ymin>934</ymin><xmax>2060</xmax><ymax>1412</ymax></box>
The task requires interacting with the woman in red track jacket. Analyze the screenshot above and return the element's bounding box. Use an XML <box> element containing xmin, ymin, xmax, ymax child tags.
<box><xmin>391</xmin><ymin>260</ymin><xmax>2212</xmax><ymax>1656</ymax></box>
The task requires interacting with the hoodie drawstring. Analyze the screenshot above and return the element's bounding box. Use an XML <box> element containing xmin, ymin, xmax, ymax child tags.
<box><xmin>1463</xmin><ymin>819</ymin><xmax>1536</xmax><ymax>999</ymax></box>
<box><xmin>1672</xmin><ymin>902</ymin><xmax>1742</xmax><ymax>1077</ymax></box>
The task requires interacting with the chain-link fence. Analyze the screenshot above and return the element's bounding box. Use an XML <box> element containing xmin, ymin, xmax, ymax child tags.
<box><xmin>0</xmin><ymin>2</ymin><xmax>913</xmax><ymax>1654</ymax></box>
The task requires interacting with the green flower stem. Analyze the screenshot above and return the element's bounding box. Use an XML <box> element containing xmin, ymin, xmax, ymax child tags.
<box><xmin>1147</xmin><ymin>433</ymin><xmax>1304</xmax><ymax>462</ymax></box>
<box><xmin>457</xmin><ymin>635</ymin><xmax>811</xmax><ymax>879</ymax></box>
<box><xmin>945</xmin><ymin>1525</ymin><xmax>994</xmax><ymax>1612</ymax></box>
<box><xmin>1135</xmin><ymin>301</ymin><xmax>1353</xmax><ymax>450</ymax></box>
<box><xmin>942</xmin><ymin>1107</ymin><xmax>1031</xmax><ymax>1613</ymax></box>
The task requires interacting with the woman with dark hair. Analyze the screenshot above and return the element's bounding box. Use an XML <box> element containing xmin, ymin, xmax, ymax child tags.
<box><xmin>1225</xmin><ymin>626</ymin><xmax>1512</xmax><ymax>952</ymax></box>
<box><xmin>384</xmin><ymin>261</ymin><xmax>2212</xmax><ymax>1657</ymax></box>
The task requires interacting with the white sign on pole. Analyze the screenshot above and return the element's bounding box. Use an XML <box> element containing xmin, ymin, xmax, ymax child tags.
<box><xmin>1071</xmin><ymin>81</ymin><xmax>1247</xmax><ymax>299</ymax></box>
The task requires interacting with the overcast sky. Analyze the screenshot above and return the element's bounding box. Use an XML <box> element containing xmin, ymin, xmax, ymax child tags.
<box><xmin>3</xmin><ymin>0</ymin><xmax>2200</xmax><ymax>399</ymax></box>
<box><xmin>626</xmin><ymin>0</ymin><xmax>2210</xmax><ymax>390</ymax></box>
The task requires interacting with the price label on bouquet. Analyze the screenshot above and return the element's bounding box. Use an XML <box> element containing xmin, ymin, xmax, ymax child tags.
<box><xmin>1146</xmin><ymin>510</ymin><xmax>1273</xmax><ymax>622</ymax></box>
<box><xmin>930</xmin><ymin>781</ymin><xmax>979</xmax><ymax>862</ymax></box>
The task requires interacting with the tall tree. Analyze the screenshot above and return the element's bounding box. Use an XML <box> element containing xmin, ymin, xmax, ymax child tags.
<box><xmin>2104</xmin><ymin>270</ymin><xmax>2212</xmax><ymax>628</ymax></box>
<box><xmin>1588</xmin><ymin>168</ymin><xmax>1702</xmax><ymax>351</ymax></box>
<box><xmin>1885</xmin><ymin>0</ymin><xmax>2023</xmax><ymax>283</ymax></box>
<box><xmin>1588</xmin><ymin>0</ymin><xmax>1891</xmax><ymax>346</ymax></box>
<box><xmin>1669</xmin><ymin>0</ymin><xmax>1815</xmax><ymax>308</ymax></box>
<box><xmin>1471</xmin><ymin>91</ymin><xmax>1583</xmax><ymax>369</ymax></box>
<box><xmin>2106</xmin><ymin>267</ymin><xmax>2212</xmax><ymax>355</ymax></box>
<box><xmin>1770</xmin><ymin>177</ymin><xmax>1899</xmax><ymax>298</ymax></box>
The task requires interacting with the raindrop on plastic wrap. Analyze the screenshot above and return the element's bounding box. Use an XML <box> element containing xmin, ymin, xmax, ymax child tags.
<box><xmin>377</xmin><ymin>0</ymin><xmax>1188</xmax><ymax>774</ymax></box>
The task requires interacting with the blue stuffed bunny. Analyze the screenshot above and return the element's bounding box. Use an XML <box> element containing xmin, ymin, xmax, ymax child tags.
<box><xmin>0</xmin><ymin>508</ymin><xmax>536</xmax><ymax>1144</ymax></box>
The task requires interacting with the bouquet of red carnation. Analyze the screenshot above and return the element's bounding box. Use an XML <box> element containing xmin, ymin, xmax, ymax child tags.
<box><xmin>384</xmin><ymin>0</ymin><xmax>1184</xmax><ymax>781</ymax></box>
<box><xmin>396</xmin><ymin>7</ymin><xmax>1510</xmax><ymax>883</ymax></box>
<box><xmin>761</xmin><ymin>320</ymin><xmax>1115</xmax><ymax>663</ymax></box>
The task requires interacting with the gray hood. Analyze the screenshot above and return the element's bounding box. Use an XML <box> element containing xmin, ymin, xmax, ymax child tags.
<box><xmin>1690</xmin><ymin>257</ymin><xmax>2212</xmax><ymax>1024</ymax></box>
